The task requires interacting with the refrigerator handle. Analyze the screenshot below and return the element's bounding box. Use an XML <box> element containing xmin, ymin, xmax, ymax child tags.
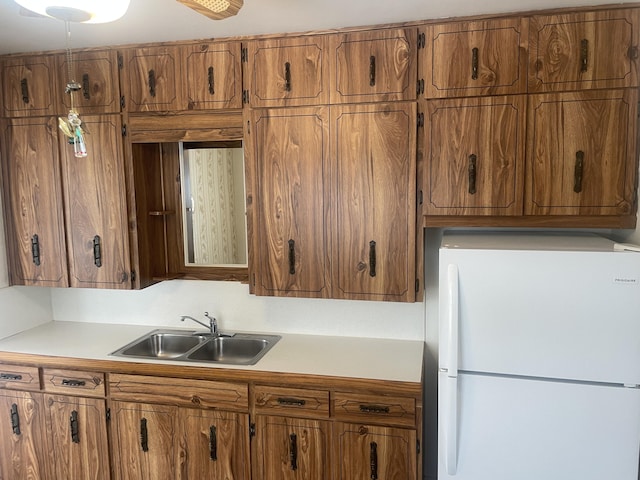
<box><xmin>447</xmin><ymin>264</ymin><xmax>459</xmax><ymax>378</ymax></box>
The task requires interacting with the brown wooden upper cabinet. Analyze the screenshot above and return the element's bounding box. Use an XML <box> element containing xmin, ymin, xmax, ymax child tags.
<box><xmin>57</xmin><ymin>49</ymin><xmax>121</xmax><ymax>115</ymax></box>
<box><xmin>243</xmin><ymin>36</ymin><xmax>329</xmax><ymax>107</ymax></box>
<box><xmin>528</xmin><ymin>9</ymin><xmax>640</xmax><ymax>92</ymax></box>
<box><xmin>329</xmin><ymin>28</ymin><xmax>417</xmax><ymax>104</ymax></box>
<box><xmin>526</xmin><ymin>89</ymin><xmax>638</xmax><ymax>216</ymax></box>
<box><xmin>1</xmin><ymin>54</ymin><xmax>58</xmax><ymax>117</ymax></box>
<box><xmin>423</xmin><ymin>95</ymin><xmax>526</xmax><ymax>216</ymax></box>
<box><xmin>421</xmin><ymin>18</ymin><xmax>528</xmax><ymax>98</ymax></box>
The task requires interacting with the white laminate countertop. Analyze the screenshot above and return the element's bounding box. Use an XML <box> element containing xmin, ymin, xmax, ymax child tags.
<box><xmin>0</xmin><ymin>321</ymin><xmax>424</xmax><ymax>384</ymax></box>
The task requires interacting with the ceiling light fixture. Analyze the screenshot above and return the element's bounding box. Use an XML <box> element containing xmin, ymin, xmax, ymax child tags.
<box><xmin>14</xmin><ymin>0</ymin><xmax>130</xmax><ymax>23</ymax></box>
<box><xmin>176</xmin><ymin>0</ymin><xmax>243</xmax><ymax>20</ymax></box>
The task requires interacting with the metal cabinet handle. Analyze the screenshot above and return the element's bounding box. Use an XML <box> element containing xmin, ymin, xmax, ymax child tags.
<box><xmin>148</xmin><ymin>69</ymin><xmax>156</xmax><ymax>97</ymax></box>
<box><xmin>93</xmin><ymin>235</ymin><xmax>102</xmax><ymax>268</ymax></box>
<box><xmin>0</xmin><ymin>373</ymin><xmax>22</xmax><ymax>381</ymax></box>
<box><xmin>289</xmin><ymin>433</ymin><xmax>298</xmax><ymax>471</ymax></box>
<box><xmin>20</xmin><ymin>78</ymin><xmax>29</xmax><ymax>104</ymax></box>
<box><xmin>288</xmin><ymin>239</ymin><xmax>296</xmax><ymax>275</ymax></box>
<box><xmin>140</xmin><ymin>418</ymin><xmax>149</xmax><ymax>452</ymax></box>
<box><xmin>574</xmin><ymin>150</ymin><xmax>584</xmax><ymax>193</ymax></box>
<box><xmin>62</xmin><ymin>379</ymin><xmax>86</xmax><ymax>387</ymax></box>
<box><xmin>277</xmin><ymin>397</ymin><xmax>306</xmax><ymax>407</ymax></box>
<box><xmin>10</xmin><ymin>404</ymin><xmax>20</xmax><ymax>435</ymax></box>
<box><xmin>284</xmin><ymin>62</ymin><xmax>291</xmax><ymax>92</ymax></box>
<box><xmin>468</xmin><ymin>154</ymin><xmax>477</xmax><ymax>194</ymax></box>
<box><xmin>471</xmin><ymin>47</ymin><xmax>479</xmax><ymax>80</ymax></box>
<box><xmin>209</xmin><ymin>425</ymin><xmax>217</xmax><ymax>461</ymax></box>
<box><xmin>370</xmin><ymin>441</ymin><xmax>378</xmax><ymax>480</ymax></box>
<box><xmin>580</xmin><ymin>39</ymin><xmax>589</xmax><ymax>72</ymax></box>
<box><xmin>359</xmin><ymin>404</ymin><xmax>390</xmax><ymax>414</ymax></box>
<box><xmin>70</xmin><ymin>410</ymin><xmax>80</xmax><ymax>443</ymax></box>
<box><xmin>208</xmin><ymin>66</ymin><xmax>215</xmax><ymax>95</ymax></box>
<box><xmin>31</xmin><ymin>234</ymin><xmax>41</xmax><ymax>266</ymax></box>
<box><xmin>82</xmin><ymin>73</ymin><xmax>90</xmax><ymax>100</ymax></box>
<box><xmin>369</xmin><ymin>55</ymin><xmax>376</xmax><ymax>86</ymax></box>
<box><xmin>369</xmin><ymin>240</ymin><xmax>377</xmax><ymax>277</ymax></box>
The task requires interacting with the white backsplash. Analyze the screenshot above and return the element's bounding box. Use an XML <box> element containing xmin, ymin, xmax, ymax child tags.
<box><xmin>0</xmin><ymin>286</ymin><xmax>53</xmax><ymax>339</ymax></box>
<box><xmin>50</xmin><ymin>280</ymin><xmax>425</xmax><ymax>340</ymax></box>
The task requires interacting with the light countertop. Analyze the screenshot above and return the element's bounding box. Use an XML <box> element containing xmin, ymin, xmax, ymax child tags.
<box><xmin>0</xmin><ymin>321</ymin><xmax>424</xmax><ymax>384</ymax></box>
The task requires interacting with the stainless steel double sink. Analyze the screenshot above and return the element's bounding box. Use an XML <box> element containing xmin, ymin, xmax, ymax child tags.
<box><xmin>110</xmin><ymin>329</ymin><xmax>281</xmax><ymax>366</ymax></box>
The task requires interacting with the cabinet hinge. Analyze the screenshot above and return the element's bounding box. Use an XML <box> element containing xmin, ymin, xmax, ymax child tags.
<box><xmin>131</xmin><ymin>270</ymin><xmax>136</xmax><ymax>283</ymax></box>
<box><xmin>242</xmin><ymin>90</ymin><xmax>250</xmax><ymax>105</ymax></box>
<box><xmin>416</xmin><ymin>79</ymin><xmax>424</xmax><ymax>96</ymax></box>
<box><xmin>241</xmin><ymin>47</ymin><xmax>248</xmax><ymax>62</ymax></box>
<box><xmin>417</xmin><ymin>32</ymin><xmax>426</xmax><ymax>49</ymax></box>
<box><xmin>418</xmin><ymin>189</ymin><xmax>423</xmax><ymax>206</ymax></box>
<box><xmin>117</xmin><ymin>54</ymin><xmax>123</xmax><ymax>69</ymax></box>
<box><xmin>106</xmin><ymin>408</ymin><xmax>111</xmax><ymax>422</ymax></box>
<box><xmin>417</xmin><ymin>112</ymin><xmax>424</xmax><ymax>129</ymax></box>
<box><xmin>417</xmin><ymin>439</ymin><xmax>421</xmax><ymax>454</ymax></box>
<box><xmin>415</xmin><ymin>279</ymin><xmax>420</xmax><ymax>293</ymax></box>
<box><xmin>122</xmin><ymin>124</ymin><xmax>127</xmax><ymax>137</ymax></box>
<box><xmin>249</xmin><ymin>423</ymin><xmax>256</xmax><ymax>437</ymax></box>
<box><xmin>120</xmin><ymin>95</ymin><xmax>125</xmax><ymax>110</ymax></box>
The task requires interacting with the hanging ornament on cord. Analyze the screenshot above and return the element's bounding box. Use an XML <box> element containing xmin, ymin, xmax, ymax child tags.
<box><xmin>57</xmin><ymin>20</ymin><xmax>88</xmax><ymax>158</ymax></box>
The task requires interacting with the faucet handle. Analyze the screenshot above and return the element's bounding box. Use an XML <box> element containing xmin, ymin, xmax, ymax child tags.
<box><xmin>204</xmin><ymin>312</ymin><xmax>218</xmax><ymax>334</ymax></box>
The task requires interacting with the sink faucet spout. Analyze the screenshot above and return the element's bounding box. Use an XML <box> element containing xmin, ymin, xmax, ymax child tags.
<box><xmin>180</xmin><ymin>313</ymin><xmax>218</xmax><ymax>336</ymax></box>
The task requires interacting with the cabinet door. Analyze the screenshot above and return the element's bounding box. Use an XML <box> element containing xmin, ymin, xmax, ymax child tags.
<box><xmin>333</xmin><ymin>423</ymin><xmax>417</xmax><ymax>480</ymax></box>
<box><xmin>1</xmin><ymin>117</ymin><xmax>68</xmax><ymax>287</ymax></box>
<box><xmin>1</xmin><ymin>54</ymin><xmax>58</xmax><ymax>117</ymax></box>
<box><xmin>122</xmin><ymin>46</ymin><xmax>184</xmax><ymax>112</ymax></box>
<box><xmin>422</xmin><ymin>18</ymin><xmax>528</xmax><ymax>98</ymax></box>
<box><xmin>59</xmin><ymin>114</ymin><xmax>131</xmax><ymax>288</ymax></box>
<box><xmin>111</xmin><ymin>401</ymin><xmax>176</xmax><ymax>480</ymax></box>
<box><xmin>176</xmin><ymin>408</ymin><xmax>249</xmax><ymax>479</ymax></box>
<box><xmin>244</xmin><ymin>36</ymin><xmax>329</xmax><ymax>107</ymax></box>
<box><xmin>250</xmin><ymin>107</ymin><xmax>330</xmax><ymax>297</ymax></box>
<box><xmin>529</xmin><ymin>9</ymin><xmax>640</xmax><ymax>92</ymax></box>
<box><xmin>45</xmin><ymin>394</ymin><xmax>110</xmax><ymax>480</ymax></box>
<box><xmin>255</xmin><ymin>415</ymin><xmax>329</xmax><ymax>479</ymax></box>
<box><xmin>424</xmin><ymin>96</ymin><xmax>526</xmax><ymax>216</ymax></box>
<box><xmin>57</xmin><ymin>50</ymin><xmax>121</xmax><ymax>114</ymax></box>
<box><xmin>329</xmin><ymin>28</ymin><xmax>417</xmax><ymax>104</ymax></box>
<box><xmin>0</xmin><ymin>390</ymin><xmax>49</xmax><ymax>480</ymax></box>
<box><xmin>184</xmin><ymin>42</ymin><xmax>242</xmax><ymax>110</ymax></box>
<box><xmin>331</xmin><ymin>103</ymin><xmax>416</xmax><ymax>302</ymax></box>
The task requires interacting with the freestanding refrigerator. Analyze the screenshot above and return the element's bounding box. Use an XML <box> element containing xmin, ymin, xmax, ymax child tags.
<box><xmin>438</xmin><ymin>232</ymin><xmax>640</xmax><ymax>480</ymax></box>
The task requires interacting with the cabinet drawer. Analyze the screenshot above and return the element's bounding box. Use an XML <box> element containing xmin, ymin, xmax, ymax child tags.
<box><xmin>42</xmin><ymin>368</ymin><xmax>105</xmax><ymax>397</ymax></box>
<box><xmin>109</xmin><ymin>373</ymin><xmax>248</xmax><ymax>411</ymax></box>
<box><xmin>0</xmin><ymin>364</ymin><xmax>40</xmax><ymax>391</ymax></box>
<box><xmin>254</xmin><ymin>385</ymin><xmax>329</xmax><ymax>418</ymax></box>
<box><xmin>332</xmin><ymin>392</ymin><xmax>415</xmax><ymax>427</ymax></box>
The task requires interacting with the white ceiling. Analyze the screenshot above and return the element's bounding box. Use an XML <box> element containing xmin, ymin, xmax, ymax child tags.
<box><xmin>0</xmin><ymin>0</ymin><xmax>636</xmax><ymax>55</ymax></box>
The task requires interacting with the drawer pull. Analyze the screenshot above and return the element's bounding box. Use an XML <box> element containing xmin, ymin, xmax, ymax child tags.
<box><xmin>62</xmin><ymin>379</ymin><xmax>86</xmax><ymax>387</ymax></box>
<box><xmin>0</xmin><ymin>373</ymin><xmax>23</xmax><ymax>381</ymax></box>
<box><xmin>277</xmin><ymin>397</ymin><xmax>306</xmax><ymax>407</ymax></box>
<box><xmin>208</xmin><ymin>66</ymin><xmax>215</xmax><ymax>95</ymax></box>
<box><xmin>20</xmin><ymin>78</ymin><xmax>29</xmax><ymax>104</ymax></box>
<box><xmin>580</xmin><ymin>39</ymin><xmax>589</xmax><ymax>72</ymax></box>
<box><xmin>369</xmin><ymin>55</ymin><xmax>376</xmax><ymax>86</ymax></box>
<box><xmin>370</xmin><ymin>441</ymin><xmax>378</xmax><ymax>480</ymax></box>
<box><xmin>468</xmin><ymin>154</ymin><xmax>477</xmax><ymax>195</ymax></box>
<box><xmin>359</xmin><ymin>404</ymin><xmax>390</xmax><ymax>414</ymax></box>
<box><xmin>471</xmin><ymin>47</ymin><xmax>479</xmax><ymax>80</ymax></box>
<box><xmin>288</xmin><ymin>239</ymin><xmax>296</xmax><ymax>275</ymax></box>
<box><xmin>82</xmin><ymin>73</ymin><xmax>90</xmax><ymax>100</ymax></box>
<box><xmin>209</xmin><ymin>425</ymin><xmax>217</xmax><ymax>461</ymax></box>
<box><xmin>31</xmin><ymin>234</ymin><xmax>41</xmax><ymax>266</ymax></box>
<box><xmin>369</xmin><ymin>241</ymin><xmax>377</xmax><ymax>278</ymax></box>
<box><xmin>289</xmin><ymin>433</ymin><xmax>298</xmax><ymax>471</ymax></box>
<box><xmin>148</xmin><ymin>69</ymin><xmax>156</xmax><ymax>97</ymax></box>
<box><xmin>70</xmin><ymin>410</ymin><xmax>80</xmax><ymax>443</ymax></box>
<box><xmin>140</xmin><ymin>418</ymin><xmax>149</xmax><ymax>452</ymax></box>
<box><xmin>574</xmin><ymin>150</ymin><xmax>584</xmax><ymax>193</ymax></box>
<box><xmin>93</xmin><ymin>235</ymin><xmax>102</xmax><ymax>268</ymax></box>
<box><xmin>10</xmin><ymin>404</ymin><xmax>20</xmax><ymax>435</ymax></box>
<box><xmin>284</xmin><ymin>62</ymin><xmax>291</xmax><ymax>92</ymax></box>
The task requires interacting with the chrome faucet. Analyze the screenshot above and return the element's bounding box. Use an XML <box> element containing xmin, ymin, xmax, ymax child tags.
<box><xmin>180</xmin><ymin>312</ymin><xmax>218</xmax><ymax>336</ymax></box>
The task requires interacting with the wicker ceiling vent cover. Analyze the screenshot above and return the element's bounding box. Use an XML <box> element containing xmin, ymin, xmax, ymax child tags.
<box><xmin>177</xmin><ymin>0</ymin><xmax>243</xmax><ymax>20</ymax></box>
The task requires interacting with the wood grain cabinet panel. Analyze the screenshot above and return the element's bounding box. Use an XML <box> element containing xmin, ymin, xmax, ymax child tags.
<box><xmin>1</xmin><ymin>116</ymin><xmax>68</xmax><ymax>287</ymax></box>
<box><xmin>254</xmin><ymin>385</ymin><xmax>330</xmax><ymax>419</ymax></box>
<box><xmin>184</xmin><ymin>42</ymin><xmax>242</xmax><ymax>110</ymax></box>
<box><xmin>423</xmin><ymin>95</ymin><xmax>526</xmax><ymax>216</ymax></box>
<box><xmin>331</xmin><ymin>102</ymin><xmax>416</xmax><ymax>301</ymax></box>
<box><xmin>59</xmin><ymin>114</ymin><xmax>131</xmax><ymax>289</ymax></box>
<box><xmin>1</xmin><ymin>54</ymin><xmax>57</xmax><ymax>117</ymax></box>
<box><xmin>42</xmin><ymin>368</ymin><xmax>105</xmax><ymax>397</ymax></box>
<box><xmin>0</xmin><ymin>364</ymin><xmax>39</xmax><ymax>391</ymax></box>
<box><xmin>329</xmin><ymin>28</ymin><xmax>417</xmax><ymax>103</ymax></box>
<box><xmin>244</xmin><ymin>36</ymin><xmax>329</xmax><ymax>107</ymax></box>
<box><xmin>57</xmin><ymin>49</ymin><xmax>120</xmax><ymax>114</ymax></box>
<box><xmin>249</xmin><ymin>107</ymin><xmax>330</xmax><ymax>297</ymax></box>
<box><xmin>529</xmin><ymin>9</ymin><xmax>640</xmax><ymax>92</ymax></box>
<box><xmin>421</xmin><ymin>17</ymin><xmax>528</xmax><ymax>98</ymax></box>
<box><xmin>526</xmin><ymin>89</ymin><xmax>638</xmax><ymax>216</ymax></box>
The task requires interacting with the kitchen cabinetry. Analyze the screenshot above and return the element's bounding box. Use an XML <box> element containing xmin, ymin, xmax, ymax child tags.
<box><xmin>109</xmin><ymin>374</ymin><xmax>250</xmax><ymax>480</ymax></box>
<box><xmin>1</xmin><ymin>116</ymin><xmax>68</xmax><ymax>287</ymax></box>
<box><xmin>423</xmin><ymin>95</ymin><xmax>526</xmax><ymax>216</ymax></box>
<box><xmin>329</xmin><ymin>28</ymin><xmax>417</xmax><ymax>104</ymax></box>
<box><xmin>57</xmin><ymin>49</ymin><xmax>121</xmax><ymax>114</ymax></box>
<box><xmin>526</xmin><ymin>89</ymin><xmax>637</xmax><ymax>216</ymax></box>
<box><xmin>1</xmin><ymin>54</ymin><xmax>58</xmax><ymax>117</ymax></box>
<box><xmin>528</xmin><ymin>9</ymin><xmax>640</xmax><ymax>93</ymax></box>
<box><xmin>243</xmin><ymin>36</ymin><xmax>329</xmax><ymax>108</ymax></box>
<box><xmin>420</xmin><ymin>17</ymin><xmax>528</xmax><ymax>98</ymax></box>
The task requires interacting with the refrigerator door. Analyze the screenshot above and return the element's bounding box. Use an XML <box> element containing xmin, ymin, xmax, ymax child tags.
<box><xmin>438</xmin><ymin>371</ymin><xmax>640</xmax><ymax>480</ymax></box>
<box><xmin>439</xmin><ymin>245</ymin><xmax>640</xmax><ymax>384</ymax></box>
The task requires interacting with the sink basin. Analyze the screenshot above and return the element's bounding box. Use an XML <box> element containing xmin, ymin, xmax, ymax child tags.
<box><xmin>111</xmin><ymin>329</ymin><xmax>280</xmax><ymax>365</ymax></box>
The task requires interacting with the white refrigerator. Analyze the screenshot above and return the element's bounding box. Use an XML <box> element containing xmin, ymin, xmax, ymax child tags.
<box><xmin>438</xmin><ymin>232</ymin><xmax>640</xmax><ymax>480</ymax></box>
